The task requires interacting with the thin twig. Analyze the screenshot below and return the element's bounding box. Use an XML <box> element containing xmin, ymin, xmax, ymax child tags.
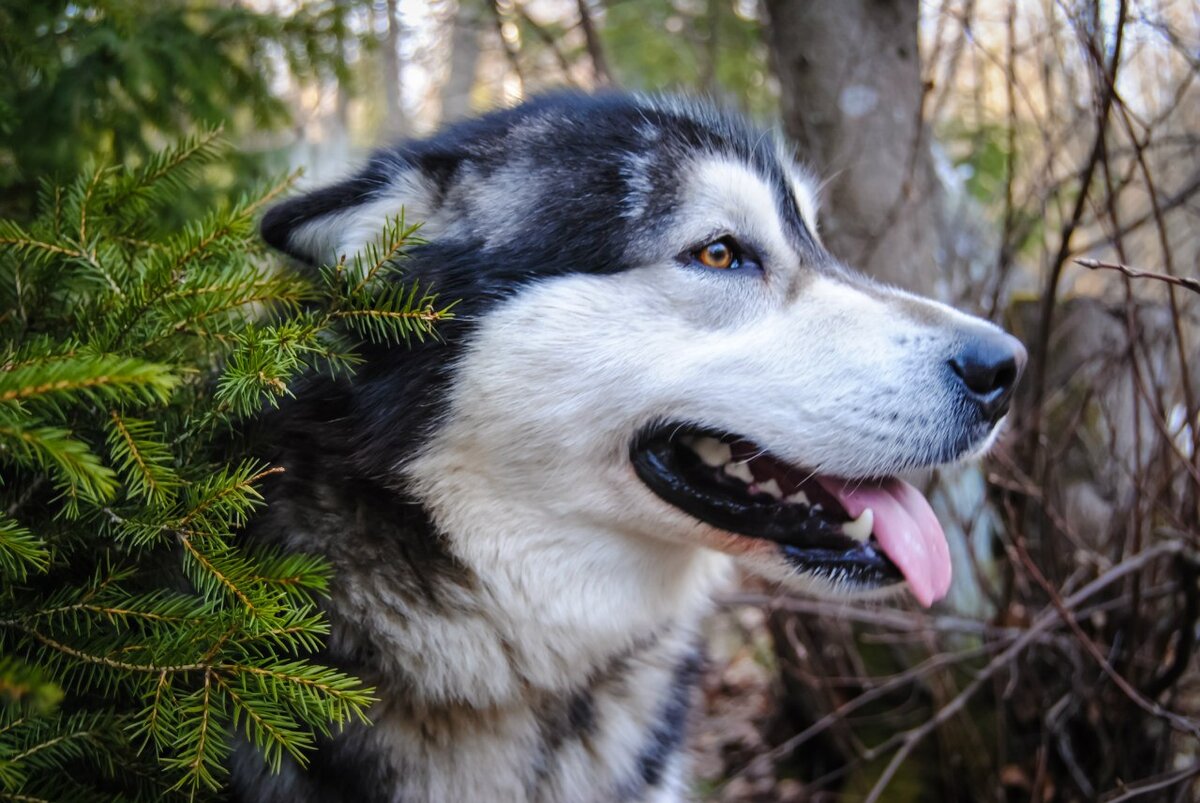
<box><xmin>862</xmin><ymin>540</ymin><xmax>1189</xmax><ymax>803</ymax></box>
<box><xmin>1075</xmin><ymin>258</ymin><xmax>1200</xmax><ymax>295</ymax></box>
<box><xmin>575</xmin><ymin>0</ymin><xmax>612</xmax><ymax>85</ymax></box>
<box><xmin>1025</xmin><ymin>0</ymin><xmax>1128</xmax><ymax>479</ymax></box>
<box><xmin>1100</xmin><ymin>761</ymin><xmax>1200</xmax><ymax>802</ymax></box>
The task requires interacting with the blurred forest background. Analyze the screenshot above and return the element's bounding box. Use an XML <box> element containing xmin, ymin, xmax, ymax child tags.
<box><xmin>2</xmin><ymin>0</ymin><xmax>1199</xmax><ymax>800</ymax></box>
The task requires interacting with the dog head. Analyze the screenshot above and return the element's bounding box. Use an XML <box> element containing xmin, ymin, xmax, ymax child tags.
<box><xmin>262</xmin><ymin>93</ymin><xmax>1025</xmax><ymax>608</ymax></box>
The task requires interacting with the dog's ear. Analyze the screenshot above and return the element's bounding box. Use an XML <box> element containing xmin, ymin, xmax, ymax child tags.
<box><xmin>260</xmin><ymin>153</ymin><xmax>438</xmax><ymax>267</ymax></box>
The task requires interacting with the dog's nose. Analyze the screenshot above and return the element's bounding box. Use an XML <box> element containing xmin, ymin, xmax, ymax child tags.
<box><xmin>949</xmin><ymin>330</ymin><xmax>1027</xmax><ymax>423</ymax></box>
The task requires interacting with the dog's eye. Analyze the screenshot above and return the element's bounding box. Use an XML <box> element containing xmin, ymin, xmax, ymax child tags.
<box><xmin>694</xmin><ymin>238</ymin><xmax>739</xmax><ymax>270</ymax></box>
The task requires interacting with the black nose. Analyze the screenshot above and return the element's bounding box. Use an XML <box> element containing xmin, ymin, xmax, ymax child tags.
<box><xmin>949</xmin><ymin>330</ymin><xmax>1027</xmax><ymax>423</ymax></box>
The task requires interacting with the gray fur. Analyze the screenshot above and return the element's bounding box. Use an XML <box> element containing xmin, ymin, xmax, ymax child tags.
<box><xmin>239</xmin><ymin>92</ymin><xmax>1023</xmax><ymax>802</ymax></box>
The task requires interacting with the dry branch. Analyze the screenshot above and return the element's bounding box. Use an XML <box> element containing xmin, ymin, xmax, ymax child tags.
<box><xmin>1075</xmin><ymin>258</ymin><xmax>1200</xmax><ymax>295</ymax></box>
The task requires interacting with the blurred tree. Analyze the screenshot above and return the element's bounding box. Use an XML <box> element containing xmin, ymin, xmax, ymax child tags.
<box><xmin>599</xmin><ymin>0</ymin><xmax>774</xmax><ymax>117</ymax></box>
<box><xmin>763</xmin><ymin>0</ymin><xmax>940</xmax><ymax>291</ymax></box>
<box><xmin>440</xmin><ymin>1</ymin><xmax>484</xmax><ymax>122</ymax></box>
<box><xmin>473</xmin><ymin>1</ymin><xmax>773</xmax><ymax>119</ymax></box>
<box><xmin>0</xmin><ymin>0</ymin><xmax>363</xmax><ymax>221</ymax></box>
<box><xmin>381</xmin><ymin>0</ymin><xmax>407</xmax><ymax>137</ymax></box>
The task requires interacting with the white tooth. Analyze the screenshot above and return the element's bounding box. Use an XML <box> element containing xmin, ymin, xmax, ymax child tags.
<box><xmin>785</xmin><ymin>491</ymin><xmax>810</xmax><ymax>506</ymax></box>
<box><xmin>724</xmin><ymin>460</ymin><xmax>754</xmax><ymax>484</ymax></box>
<box><xmin>842</xmin><ymin>508</ymin><xmax>874</xmax><ymax>543</ymax></box>
<box><xmin>757</xmin><ymin>479</ymin><xmax>782</xmax><ymax>499</ymax></box>
<box><xmin>694</xmin><ymin>437</ymin><xmax>732</xmax><ymax>468</ymax></box>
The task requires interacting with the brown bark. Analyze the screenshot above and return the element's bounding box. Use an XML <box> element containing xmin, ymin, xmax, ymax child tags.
<box><xmin>440</xmin><ymin>1</ymin><xmax>482</xmax><ymax>123</ymax></box>
<box><xmin>576</xmin><ymin>0</ymin><xmax>613</xmax><ymax>86</ymax></box>
<box><xmin>382</xmin><ymin>0</ymin><xmax>406</xmax><ymax>137</ymax></box>
<box><xmin>762</xmin><ymin>0</ymin><xmax>939</xmax><ymax>292</ymax></box>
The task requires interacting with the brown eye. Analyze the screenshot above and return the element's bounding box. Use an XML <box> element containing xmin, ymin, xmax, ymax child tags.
<box><xmin>697</xmin><ymin>240</ymin><xmax>735</xmax><ymax>269</ymax></box>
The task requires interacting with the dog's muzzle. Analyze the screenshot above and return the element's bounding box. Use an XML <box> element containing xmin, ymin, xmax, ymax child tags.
<box><xmin>630</xmin><ymin>426</ymin><xmax>959</xmax><ymax>605</ymax></box>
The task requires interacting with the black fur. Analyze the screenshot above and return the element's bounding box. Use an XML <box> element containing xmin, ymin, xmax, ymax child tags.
<box><xmin>237</xmin><ymin>93</ymin><xmax>818</xmax><ymax>802</ymax></box>
<box><xmin>631</xmin><ymin>650</ymin><xmax>704</xmax><ymax>793</ymax></box>
<box><xmin>263</xmin><ymin>92</ymin><xmax>819</xmax><ymax>274</ymax></box>
<box><xmin>257</xmin><ymin>93</ymin><xmax>828</xmax><ymax>486</ymax></box>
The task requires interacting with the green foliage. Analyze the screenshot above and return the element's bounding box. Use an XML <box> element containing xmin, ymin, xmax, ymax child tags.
<box><xmin>599</xmin><ymin>0</ymin><xmax>775</xmax><ymax>118</ymax></box>
<box><xmin>0</xmin><ymin>134</ymin><xmax>452</xmax><ymax>800</ymax></box>
<box><xmin>939</xmin><ymin>119</ymin><xmax>1048</xmax><ymax>258</ymax></box>
<box><xmin>0</xmin><ymin>0</ymin><xmax>367</xmax><ymax>220</ymax></box>
<box><xmin>939</xmin><ymin>120</ymin><xmax>1013</xmax><ymax>203</ymax></box>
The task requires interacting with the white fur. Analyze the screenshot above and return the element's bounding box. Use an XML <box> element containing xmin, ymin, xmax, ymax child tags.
<box><xmin>291</xmin><ymin>170</ymin><xmax>438</xmax><ymax>267</ymax></box>
<box><xmin>251</xmin><ymin>132</ymin><xmax>1015</xmax><ymax>801</ymax></box>
<box><xmin>399</xmin><ymin>155</ymin><xmax>1010</xmax><ymax>652</ymax></box>
<box><xmin>790</xmin><ymin>165</ymin><xmax>823</xmax><ymax>239</ymax></box>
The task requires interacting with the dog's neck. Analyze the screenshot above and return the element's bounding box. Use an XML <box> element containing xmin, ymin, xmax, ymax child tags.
<box><xmin>394</xmin><ymin>493</ymin><xmax>729</xmax><ymax>707</ymax></box>
<box><xmin>388</xmin><ymin>431</ymin><xmax>733</xmax><ymax>705</ymax></box>
<box><xmin>254</xmin><ymin>389</ymin><xmax>731</xmax><ymax>712</ymax></box>
<box><xmin>243</xmin><ymin>477</ymin><xmax>714</xmax><ymax>802</ymax></box>
<box><xmin>260</xmin><ymin>464</ymin><xmax>729</xmax><ymax>711</ymax></box>
<box><xmin>244</xmin><ymin>410</ymin><xmax>724</xmax><ymax>801</ymax></box>
<box><xmin>454</xmin><ymin>519</ymin><xmax>724</xmax><ymax>699</ymax></box>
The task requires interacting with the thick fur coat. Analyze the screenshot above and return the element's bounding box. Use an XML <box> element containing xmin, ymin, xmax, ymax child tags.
<box><xmin>231</xmin><ymin>93</ymin><xmax>1024</xmax><ymax>802</ymax></box>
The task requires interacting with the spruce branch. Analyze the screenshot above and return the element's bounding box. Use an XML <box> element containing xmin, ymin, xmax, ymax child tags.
<box><xmin>162</xmin><ymin>670</ymin><xmax>228</xmax><ymax>794</ymax></box>
<box><xmin>329</xmin><ymin>304</ymin><xmax>450</xmax><ymax>344</ymax></box>
<box><xmin>348</xmin><ymin>212</ymin><xmax>423</xmax><ymax>294</ymax></box>
<box><xmin>0</xmin><ymin>518</ymin><xmax>49</xmax><ymax>582</ymax></box>
<box><xmin>0</xmin><ymin>223</ymin><xmax>86</xmax><ymax>261</ymax></box>
<box><xmin>13</xmin><ymin>626</ymin><xmax>207</xmax><ymax>676</ymax></box>
<box><xmin>0</xmin><ymin>135</ymin><xmax>414</xmax><ymax>799</ymax></box>
<box><xmin>0</xmin><ymin>355</ymin><xmax>178</xmax><ymax>408</ymax></box>
<box><xmin>211</xmin><ymin>672</ymin><xmax>312</xmax><ymax>771</ymax></box>
<box><xmin>167</xmin><ymin>174</ymin><xmax>299</xmax><ymax>275</ymax></box>
<box><xmin>230</xmin><ymin>662</ymin><xmax>375</xmax><ymax>726</ymax></box>
<box><xmin>0</xmin><ymin>342</ymin><xmax>82</xmax><ymax>374</ymax></box>
<box><xmin>0</xmin><ymin>710</ymin><xmax>120</xmax><ymax>793</ymax></box>
<box><xmin>106</xmin><ymin>412</ymin><xmax>182</xmax><ymax>505</ymax></box>
<box><xmin>10</xmin><ymin>576</ymin><xmax>213</xmax><ymax>635</ymax></box>
<box><xmin>137</xmin><ymin>671</ymin><xmax>174</xmax><ymax>753</ymax></box>
<box><xmin>0</xmin><ymin>418</ymin><xmax>117</xmax><ymax>504</ymax></box>
<box><xmin>178</xmin><ymin>535</ymin><xmax>260</xmax><ymax>613</ymax></box>
<box><xmin>74</xmin><ymin>166</ymin><xmax>105</xmax><ymax>245</ymax></box>
<box><xmin>331</xmin><ymin>282</ymin><xmax>456</xmax><ymax>345</ymax></box>
<box><xmin>244</xmin><ymin>550</ymin><xmax>332</xmax><ymax>599</ymax></box>
<box><xmin>116</xmin><ymin>127</ymin><xmax>227</xmax><ymax>208</ymax></box>
<box><xmin>176</xmin><ymin>463</ymin><xmax>282</xmax><ymax>536</ymax></box>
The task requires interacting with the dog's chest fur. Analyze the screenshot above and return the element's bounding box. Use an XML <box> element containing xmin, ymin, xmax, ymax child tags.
<box><xmin>229</xmin><ymin>432</ymin><xmax>725</xmax><ymax>803</ymax></box>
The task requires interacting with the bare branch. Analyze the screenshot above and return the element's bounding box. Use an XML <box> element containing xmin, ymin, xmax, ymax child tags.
<box><xmin>1075</xmin><ymin>258</ymin><xmax>1200</xmax><ymax>296</ymax></box>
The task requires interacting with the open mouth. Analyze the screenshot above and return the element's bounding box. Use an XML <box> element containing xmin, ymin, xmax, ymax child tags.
<box><xmin>630</xmin><ymin>425</ymin><xmax>952</xmax><ymax>606</ymax></box>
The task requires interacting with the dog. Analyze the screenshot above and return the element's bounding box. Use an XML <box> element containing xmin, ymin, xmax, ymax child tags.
<box><xmin>232</xmin><ymin>92</ymin><xmax>1026</xmax><ymax>802</ymax></box>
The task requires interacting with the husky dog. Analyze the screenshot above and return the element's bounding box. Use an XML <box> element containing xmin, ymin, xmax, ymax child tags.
<box><xmin>233</xmin><ymin>92</ymin><xmax>1025</xmax><ymax>802</ymax></box>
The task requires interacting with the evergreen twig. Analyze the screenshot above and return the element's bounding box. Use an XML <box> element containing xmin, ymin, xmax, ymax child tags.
<box><xmin>0</xmin><ymin>135</ymin><xmax>432</xmax><ymax>799</ymax></box>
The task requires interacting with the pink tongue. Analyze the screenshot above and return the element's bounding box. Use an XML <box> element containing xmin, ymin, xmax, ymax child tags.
<box><xmin>815</xmin><ymin>477</ymin><xmax>951</xmax><ymax>607</ymax></box>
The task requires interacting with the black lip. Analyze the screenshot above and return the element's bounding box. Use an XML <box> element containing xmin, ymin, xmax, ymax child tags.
<box><xmin>630</xmin><ymin>424</ymin><xmax>903</xmax><ymax>587</ymax></box>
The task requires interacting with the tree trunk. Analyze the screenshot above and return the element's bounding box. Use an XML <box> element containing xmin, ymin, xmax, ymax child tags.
<box><xmin>759</xmin><ymin>0</ymin><xmax>998</xmax><ymax>702</ymax></box>
<box><xmin>382</xmin><ymin>0</ymin><xmax>406</xmax><ymax>138</ymax></box>
<box><xmin>440</xmin><ymin>1</ymin><xmax>482</xmax><ymax>123</ymax></box>
<box><xmin>762</xmin><ymin>0</ymin><xmax>939</xmax><ymax>293</ymax></box>
<box><xmin>576</xmin><ymin>0</ymin><xmax>612</xmax><ymax>86</ymax></box>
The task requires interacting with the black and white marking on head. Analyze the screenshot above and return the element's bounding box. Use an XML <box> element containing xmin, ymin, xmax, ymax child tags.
<box><xmin>243</xmin><ymin>90</ymin><xmax>1028</xmax><ymax>803</ymax></box>
<box><xmin>260</xmin><ymin>90</ymin><xmax>1025</xmax><ymax>613</ymax></box>
<box><xmin>261</xmin><ymin>92</ymin><xmax>826</xmax><ymax>299</ymax></box>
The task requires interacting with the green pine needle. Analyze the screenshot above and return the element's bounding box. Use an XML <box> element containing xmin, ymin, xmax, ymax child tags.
<box><xmin>0</xmin><ymin>516</ymin><xmax>50</xmax><ymax>581</ymax></box>
<box><xmin>0</xmin><ymin>134</ymin><xmax>430</xmax><ymax>799</ymax></box>
<box><xmin>0</xmin><ymin>414</ymin><xmax>118</xmax><ymax>504</ymax></box>
<box><xmin>105</xmin><ymin>412</ymin><xmax>182</xmax><ymax>505</ymax></box>
<box><xmin>0</xmin><ymin>355</ymin><xmax>178</xmax><ymax>410</ymax></box>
